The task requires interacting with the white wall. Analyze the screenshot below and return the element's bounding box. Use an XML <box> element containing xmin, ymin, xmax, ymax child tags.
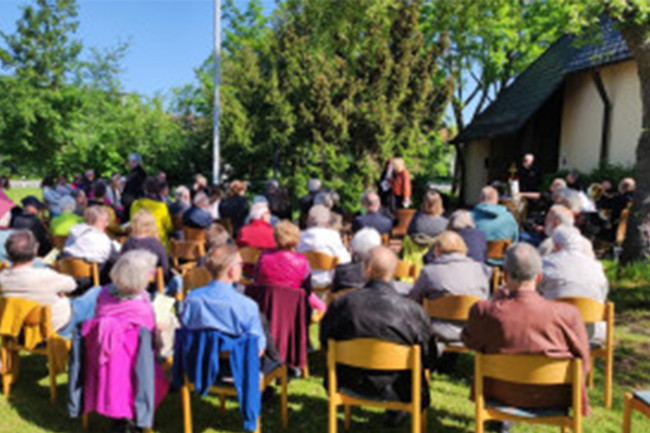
<box><xmin>559</xmin><ymin>60</ymin><xmax>641</xmax><ymax>172</ymax></box>
<box><xmin>463</xmin><ymin>139</ymin><xmax>489</xmax><ymax>205</ymax></box>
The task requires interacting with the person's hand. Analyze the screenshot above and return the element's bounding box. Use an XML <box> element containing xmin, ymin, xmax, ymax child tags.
<box><xmin>404</xmin><ymin>198</ymin><xmax>412</xmax><ymax>208</ymax></box>
<box><xmin>259</xmin><ymin>349</ymin><xmax>265</xmax><ymax>358</ymax></box>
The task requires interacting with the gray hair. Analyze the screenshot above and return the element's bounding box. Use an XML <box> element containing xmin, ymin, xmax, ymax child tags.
<box><xmin>110</xmin><ymin>250</ymin><xmax>158</xmax><ymax>295</ymax></box>
<box><xmin>549</xmin><ymin>204</ymin><xmax>575</xmax><ymax>226</ymax></box>
<box><xmin>361</xmin><ymin>190</ymin><xmax>380</xmax><ymax>208</ymax></box>
<box><xmin>558</xmin><ymin>188</ymin><xmax>582</xmax><ymax>213</ymax></box>
<box><xmin>84</xmin><ymin>205</ymin><xmax>109</xmax><ymax>225</ymax></box>
<box><xmin>193</xmin><ymin>191</ymin><xmax>209</xmax><ymax>207</ymax></box>
<box><xmin>249</xmin><ymin>202</ymin><xmax>269</xmax><ymax>220</ymax></box>
<box><xmin>175</xmin><ymin>185</ymin><xmax>190</xmax><ymax>202</ymax></box>
<box><xmin>6</xmin><ymin>230</ymin><xmax>37</xmax><ymax>264</ymax></box>
<box><xmin>307</xmin><ymin>204</ymin><xmax>331</xmax><ymax>228</ymax></box>
<box><xmin>504</xmin><ymin>243</ymin><xmax>542</xmax><ymax>283</ymax></box>
<box><xmin>307</xmin><ymin>178</ymin><xmax>321</xmax><ymax>193</ymax></box>
<box><xmin>60</xmin><ymin>195</ymin><xmax>76</xmax><ymax>213</ymax></box>
<box><xmin>447</xmin><ymin>210</ymin><xmax>475</xmax><ymax>230</ymax></box>
<box><xmin>551</xmin><ymin>225</ymin><xmax>583</xmax><ymax>252</ymax></box>
<box><xmin>314</xmin><ymin>190</ymin><xmax>334</xmax><ymax>209</ymax></box>
<box><xmin>350</xmin><ymin>228</ymin><xmax>382</xmax><ymax>259</ymax></box>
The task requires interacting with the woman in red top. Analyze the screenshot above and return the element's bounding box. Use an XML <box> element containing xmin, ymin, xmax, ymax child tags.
<box><xmin>390</xmin><ymin>157</ymin><xmax>412</xmax><ymax>209</ymax></box>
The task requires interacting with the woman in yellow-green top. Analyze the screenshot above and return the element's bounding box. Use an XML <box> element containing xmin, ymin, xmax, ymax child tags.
<box><xmin>50</xmin><ymin>196</ymin><xmax>84</xmax><ymax>236</ymax></box>
<box><xmin>129</xmin><ymin>177</ymin><xmax>172</xmax><ymax>249</ymax></box>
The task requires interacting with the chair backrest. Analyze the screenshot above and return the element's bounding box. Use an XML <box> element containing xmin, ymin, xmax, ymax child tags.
<box><xmin>380</xmin><ymin>233</ymin><xmax>390</xmax><ymax>246</ymax></box>
<box><xmin>394</xmin><ymin>260</ymin><xmax>416</xmax><ymax>280</ymax></box>
<box><xmin>304</xmin><ymin>250</ymin><xmax>338</xmax><ymax>271</ymax></box>
<box><xmin>486</xmin><ymin>239</ymin><xmax>512</xmax><ymax>260</ymax></box>
<box><xmin>148</xmin><ymin>267</ymin><xmax>165</xmax><ymax>294</ymax></box>
<box><xmin>183</xmin><ymin>227</ymin><xmax>206</xmax><ymax>243</ymax></box>
<box><xmin>556</xmin><ymin>297</ymin><xmax>612</xmax><ymax>324</ymax></box>
<box><xmin>170</xmin><ymin>240</ymin><xmax>205</xmax><ymax>262</ymax></box>
<box><xmin>475</xmin><ymin>353</ymin><xmax>580</xmax><ymax>388</ymax></box>
<box><xmin>326</xmin><ymin>287</ymin><xmax>356</xmax><ymax>304</ymax></box>
<box><xmin>52</xmin><ymin>235</ymin><xmax>68</xmax><ymax>250</ymax></box>
<box><xmin>423</xmin><ymin>295</ymin><xmax>482</xmax><ymax>321</ymax></box>
<box><xmin>182</xmin><ymin>266</ymin><xmax>212</xmax><ymax>298</ymax></box>
<box><xmin>56</xmin><ymin>258</ymin><xmax>100</xmax><ymax>285</ymax></box>
<box><xmin>392</xmin><ymin>209</ymin><xmax>416</xmax><ymax>236</ymax></box>
<box><xmin>171</xmin><ymin>214</ymin><xmax>184</xmax><ymax>232</ymax></box>
<box><xmin>239</xmin><ymin>247</ymin><xmax>262</xmax><ymax>265</ymax></box>
<box><xmin>0</xmin><ymin>297</ymin><xmax>53</xmax><ymax>345</ymax></box>
<box><xmin>328</xmin><ymin>338</ymin><xmax>419</xmax><ymax>370</ymax></box>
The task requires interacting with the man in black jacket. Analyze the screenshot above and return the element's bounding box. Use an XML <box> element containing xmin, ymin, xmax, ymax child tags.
<box><xmin>122</xmin><ymin>152</ymin><xmax>147</xmax><ymax>217</ymax></box>
<box><xmin>10</xmin><ymin>196</ymin><xmax>52</xmax><ymax>257</ymax></box>
<box><xmin>320</xmin><ymin>246</ymin><xmax>432</xmax><ymax>423</ymax></box>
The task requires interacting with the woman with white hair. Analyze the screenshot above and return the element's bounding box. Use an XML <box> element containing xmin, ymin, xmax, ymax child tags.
<box><xmin>297</xmin><ymin>204</ymin><xmax>351</xmax><ymax>289</ymax></box>
<box><xmin>50</xmin><ymin>195</ymin><xmax>84</xmax><ymax>236</ymax></box>
<box><xmin>80</xmin><ymin>249</ymin><xmax>169</xmax><ymax>432</ymax></box>
<box><xmin>236</xmin><ymin>201</ymin><xmax>276</xmax><ymax>250</ymax></box>
<box><xmin>332</xmin><ymin>228</ymin><xmax>381</xmax><ymax>292</ymax></box>
<box><xmin>168</xmin><ymin>185</ymin><xmax>191</xmax><ymax>217</ymax></box>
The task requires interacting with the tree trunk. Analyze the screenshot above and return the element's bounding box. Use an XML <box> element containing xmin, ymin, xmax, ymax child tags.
<box><xmin>619</xmin><ymin>22</ymin><xmax>650</xmax><ymax>263</ymax></box>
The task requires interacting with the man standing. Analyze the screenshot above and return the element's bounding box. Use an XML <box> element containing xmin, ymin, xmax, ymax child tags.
<box><xmin>352</xmin><ymin>191</ymin><xmax>392</xmax><ymax>235</ymax></box>
<box><xmin>516</xmin><ymin>153</ymin><xmax>541</xmax><ymax>193</ymax></box>
<box><xmin>462</xmin><ymin>243</ymin><xmax>591</xmax><ymax>419</ymax></box>
<box><xmin>320</xmin><ymin>246</ymin><xmax>431</xmax><ymax>426</ymax></box>
<box><xmin>122</xmin><ymin>152</ymin><xmax>147</xmax><ymax>216</ymax></box>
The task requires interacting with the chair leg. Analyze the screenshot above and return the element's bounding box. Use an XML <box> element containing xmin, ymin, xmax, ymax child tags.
<box><xmin>412</xmin><ymin>407</ymin><xmax>421</xmax><ymax>433</ymax></box>
<box><xmin>47</xmin><ymin>354</ymin><xmax>58</xmax><ymax>404</ymax></box>
<box><xmin>605</xmin><ymin>355</ymin><xmax>613</xmax><ymax>409</ymax></box>
<box><xmin>343</xmin><ymin>405</ymin><xmax>351</xmax><ymax>430</ymax></box>
<box><xmin>561</xmin><ymin>426</ymin><xmax>569</xmax><ymax>433</ymax></box>
<box><xmin>622</xmin><ymin>393</ymin><xmax>633</xmax><ymax>433</ymax></box>
<box><xmin>219</xmin><ymin>394</ymin><xmax>226</xmax><ymax>413</ymax></box>
<box><xmin>588</xmin><ymin>359</ymin><xmax>595</xmax><ymax>389</ymax></box>
<box><xmin>303</xmin><ymin>363</ymin><xmax>310</xmax><ymax>379</ymax></box>
<box><xmin>421</xmin><ymin>408</ymin><xmax>427</xmax><ymax>433</ymax></box>
<box><xmin>253</xmin><ymin>416</ymin><xmax>261</xmax><ymax>433</ymax></box>
<box><xmin>328</xmin><ymin>400</ymin><xmax>337</xmax><ymax>433</ymax></box>
<box><xmin>280</xmin><ymin>366</ymin><xmax>288</xmax><ymax>429</ymax></box>
<box><xmin>181</xmin><ymin>383</ymin><xmax>192</xmax><ymax>433</ymax></box>
<box><xmin>82</xmin><ymin>414</ymin><xmax>89</xmax><ymax>430</ymax></box>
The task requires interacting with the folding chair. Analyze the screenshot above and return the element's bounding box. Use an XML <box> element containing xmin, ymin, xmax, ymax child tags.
<box><xmin>179</xmin><ymin>340</ymin><xmax>288</xmax><ymax>433</ymax></box>
<box><xmin>181</xmin><ymin>266</ymin><xmax>211</xmax><ymax>300</ymax></box>
<box><xmin>422</xmin><ymin>295</ymin><xmax>482</xmax><ymax>353</ymax></box>
<box><xmin>327</xmin><ymin>338</ymin><xmax>426</xmax><ymax>433</ymax></box>
<box><xmin>183</xmin><ymin>227</ymin><xmax>206</xmax><ymax>243</ymax></box>
<box><xmin>474</xmin><ymin>353</ymin><xmax>583</xmax><ymax>433</ymax></box>
<box><xmin>55</xmin><ymin>257</ymin><xmax>100</xmax><ymax>287</ymax></box>
<box><xmin>391</xmin><ymin>209</ymin><xmax>416</xmax><ymax>238</ymax></box>
<box><xmin>557</xmin><ymin>297</ymin><xmax>615</xmax><ymax>408</ymax></box>
<box><xmin>0</xmin><ymin>298</ymin><xmax>68</xmax><ymax>403</ymax></box>
<box><xmin>170</xmin><ymin>240</ymin><xmax>205</xmax><ymax>274</ymax></box>
<box><xmin>239</xmin><ymin>246</ymin><xmax>262</xmax><ymax>285</ymax></box>
<box><xmin>486</xmin><ymin>239</ymin><xmax>512</xmax><ymax>290</ymax></box>
<box><xmin>304</xmin><ymin>250</ymin><xmax>339</xmax><ymax>301</ymax></box>
<box><xmin>623</xmin><ymin>391</ymin><xmax>650</xmax><ymax>433</ymax></box>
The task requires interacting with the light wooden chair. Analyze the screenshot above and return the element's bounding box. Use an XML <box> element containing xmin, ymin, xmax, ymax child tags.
<box><xmin>183</xmin><ymin>227</ymin><xmax>206</xmax><ymax>243</ymax></box>
<box><xmin>172</xmin><ymin>214</ymin><xmax>184</xmax><ymax>232</ymax></box>
<box><xmin>557</xmin><ymin>297</ymin><xmax>615</xmax><ymax>409</ymax></box>
<box><xmin>51</xmin><ymin>235</ymin><xmax>68</xmax><ymax>250</ymax></box>
<box><xmin>327</xmin><ymin>338</ymin><xmax>426</xmax><ymax>433</ymax></box>
<box><xmin>616</xmin><ymin>207</ymin><xmax>631</xmax><ymax>246</ymax></box>
<box><xmin>394</xmin><ymin>260</ymin><xmax>417</xmax><ymax>281</ymax></box>
<box><xmin>0</xmin><ymin>299</ymin><xmax>65</xmax><ymax>403</ymax></box>
<box><xmin>170</xmin><ymin>240</ymin><xmax>205</xmax><ymax>274</ymax></box>
<box><xmin>180</xmin><ymin>352</ymin><xmax>288</xmax><ymax>433</ymax></box>
<box><xmin>391</xmin><ymin>209</ymin><xmax>416</xmax><ymax>238</ymax></box>
<box><xmin>623</xmin><ymin>391</ymin><xmax>650</xmax><ymax>433</ymax></box>
<box><xmin>486</xmin><ymin>239</ymin><xmax>512</xmax><ymax>290</ymax></box>
<box><xmin>181</xmin><ymin>266</ymin><xmax>212</xmax><ymax>300</ymax></box>
<box><xmin>304</xmin><ymin>250</ymin><xmax>339</xmax><ymax>300</ymax></box>
<box><xmin>423</xmin><ymin>295</ymin><xmax>482</xmax><ymax>353</ymax></box>
<box><xmin>239</xmin><ymin>246</ymin><xmax>262</xmax><ymax>285</ymax></box>
<box><xmin>55</xmin><ymin>257</ymin><xmax>100</xmax><ymax>287</ymax></box>
<box><xmin>381</xmin><ymin>233</ymin><xmax>390</xmax><ymax>246</ymax></box>
<box><xmin>474</xmin><ymin>353</ymin><xmax>583</xmax><ymax>433</ymax></box>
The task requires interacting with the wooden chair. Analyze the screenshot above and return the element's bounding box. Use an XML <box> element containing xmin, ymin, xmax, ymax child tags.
<box><xmin>55</xmin><ymin>257</ymin><xmax>100</xmax><ymax>287</ymax></box>
<box><xmin>557</xmin><ymin>297</ymin><xmax>615</xmax><ymax>408</ymax></box>
<box><xmin>486</xmin><ymin>239</ymin><xmax>512</xmax><ymax>290</ymax></box>
<box><xmin>394</xmin><ymin>260</ymin><xmax>417</xmax><ymax>281</ymax></box>
<box><xmin>303</xmin><ymin>251</ymin><xmax>339</xmax><ymax>299</ymax></box>
<box><xmin>327</xmin><ymin>338</ymin><xmax>426</xmax><ymax>433</ymax></box>
<box><xmin>170</xmin><ymin>240</ymin><xmax>205</xmax><ymax>274</ymax></box>
<box><xmin>391</xmin><ymin>209</ymin><xmax>416</xmax><ymax>238</ymax></box>
<box><xmin>149</xmin><ymin>267</ymin><xmax>165</xmax><ymax>295</ymax></box>
<box><xmin>172</xmin><ymin>214</ymin><xmax>184</xmax><ymax>232</ymax></box>
<box><xmin>181</xmin><ymin>266</ymin><xmax>212</xmax><ymax>300</ymax></box>
<box><xmin>240</xmin><ymin>246</ymin><xmax>262</xmax><ymax>285</ymax></box>
<box><xmin>423</xmin><ymin>295</ymin><xmax>482</xmax><ymax>353</ymax></box>
<box><xmin>180</xmin><ymin>352</ymin><xmax>288</xmax><ymax>433</ymax></box>
<box><xmin>623</xmin><ymin>391</ymin><xmax>650</xmax><ymax>433</ymax></box>
<box><xmin>381</xmin><ymin>233</ymin><xmax>390</xmax><ymax>246</ymax></box>
<box><xmin>616</xmin><ymin>207</ymin><xmax>631</xmax><ymax>246</ymax></box>
<box><xmin>51</xmin><ymin>235</ymin><xmax>68</xmax><ymax>250</ymax></box>
<box><xmin>0</xmin><ymin>299</ymin><xmax>65</xmax><ymax>403</ymax></box>
<box><xmin>474</xmin><ymin>353</ymin><xmax>583</xmax><ymax>433</ymax></box>
<box><xmin>183</xmin><ymin>227</ymin><xmax>206</xmax><ymax>243</ymax></box>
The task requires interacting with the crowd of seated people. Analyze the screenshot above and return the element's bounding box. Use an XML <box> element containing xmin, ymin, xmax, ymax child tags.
<box><xmin>0</xmin><ymin>155</ymin><xmax>634</xmax><ymax>433</ymax></box>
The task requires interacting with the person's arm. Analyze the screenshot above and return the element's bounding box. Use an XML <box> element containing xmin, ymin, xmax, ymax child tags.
<box><xmin>408</xmin><ymin>271</ymin><xmax>428</xmax><ymax>303</ymax></box>
<box><xmin>49</xmin><ymin>269</ymin><xmax>77</xmax><ymax>295</ymax></box>
<box><xmin>403</xmin><ymin>170</ymin><xmax>412</xmax><ymax>200</ymax></box>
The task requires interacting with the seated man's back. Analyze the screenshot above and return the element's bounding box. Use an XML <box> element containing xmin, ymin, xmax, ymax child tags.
<box><xmin>462</xmin><ymin>243</ymin><xmax>590</xmax><ymax>412</ymax></box>
<box><xmin>320</xmin><ymin>246</ymin><xmax>431</xmax><ymax>406</ymax></box>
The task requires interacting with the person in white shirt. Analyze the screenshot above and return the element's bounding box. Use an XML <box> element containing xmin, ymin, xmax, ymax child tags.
<box><xmin>63</xmin><ymin>205</ymin><xmax>121</xmax><ymax>266</ymax></box>
<box><xmin>0</xmin><ymin>230</ymin><xmax>101</xmax><ymax>337</ymax></box>
<box><xmin>297</xmin><ymin>204</ymin><xmax>351</xmax><ymax>288</ymax></box>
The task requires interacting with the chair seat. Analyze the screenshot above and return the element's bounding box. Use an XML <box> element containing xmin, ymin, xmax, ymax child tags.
<box><xmin>633</xmin><ymin>391</ymin><xmax>650</xmax><ymax>407</ymax></box>
<box><xmin>339</xmin><ymin>387</ymin><xmax>405</xmax><ymax>404</ymax></box>
<box><xmin>486</xmin><ymin>400</ymin><xmax>569</xmax><ymax>419</ymax></box>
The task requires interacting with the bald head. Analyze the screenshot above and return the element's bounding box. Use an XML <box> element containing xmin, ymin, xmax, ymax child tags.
<box><xmin>362</xmin><ymin>191</ymin><xmax>381</xmax><ymax>212</ymax></box>
<box><xmin>479</xmin><ymin>186</ymin><xmax>499</xmax><ymax>205</ymax></box>
<box><xmin>364</xmin><ymin>246</ymin><xmax>398</xmax><ymax>282</ymax></box>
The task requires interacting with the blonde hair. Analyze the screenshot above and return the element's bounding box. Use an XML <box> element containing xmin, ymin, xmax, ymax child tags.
<box><xmin>393</xmin><ymin>158</ymin><xmax>405</xmax><ymax>172</ymax></box>
<box><xmin>205</xmin><ymin>245</ymin><xmax>240</xmax><ymax>279</ymax></box>
<box><xmin>131</xmin><ymin>209</ymin><xmax>159</xmax><ymax>239</ymax></box>
<box><xmin>274</xmin><ymin>220</ymin><xmax>300</xmax><ymax>250</ymax></box>
<box><xmin>84</xmin><ymin>205</ymin><xmax>109</xmax><ymax>225</ymax></box>
<box><xmin>227</xmin><ymin>180</ymin><xmax>246</xmax><ymax>197</ymax></box>
<box><xmin>421</xmin><ymin>190</ymin><xmax>444</xmax><ymax>216</ymax></box>
<box><xmin>206</xmin><ymin>223</ymin><xmax>229</xmax><ymax>251</ymax></box>
<box><xmin>432</xmin><ymin>231</ymin><xmax>468</xmax><ymax>256</ymax></box>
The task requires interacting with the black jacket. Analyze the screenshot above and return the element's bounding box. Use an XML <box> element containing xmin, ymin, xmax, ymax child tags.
<box><xmin>219</xmin><ymin>195</ymin><xmax>249</xmax><ymax>236</ymax></box>
<box><xmin>123</xmin><ymin>165</ymin><xmax>148</xmax><ymax>205</ymax></box>
<box><xmin>320</xmin><ymin>280</ymin><xmax>432</xmax><ymax>406</ymax></box>
<box><xmin>352</xmin><ymin>211</ymin><xmax>393</xmax><ymax>235</ymax></box>
<box><xmin>10</xmin><ymin>210</ymin><xmax>52</xmax><ymax>257</ymax></box>
<box><xmin>332</xmin><ymin>261</ymin><xmax>365</xmax><ymax>292</ymax></box>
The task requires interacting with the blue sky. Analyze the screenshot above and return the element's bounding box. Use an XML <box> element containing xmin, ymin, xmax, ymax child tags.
<box><xmin>0</xmin><ymin>0</ymin><xmax>275</xmax><ymax>97</ymax></box>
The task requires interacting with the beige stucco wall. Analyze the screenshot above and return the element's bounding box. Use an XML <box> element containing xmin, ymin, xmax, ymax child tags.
<box><xmin>559</xmin><ymin>60</ymin><xmax>641</xmax><ymax>172</ymax></box>
<box><xmin>463</xmin><ymin>139</ymin><xmax>489</xmax><ymax>205</ymax></box>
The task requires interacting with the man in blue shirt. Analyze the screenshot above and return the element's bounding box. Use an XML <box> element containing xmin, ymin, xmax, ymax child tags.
<box><xmin>181</xmin><ymin>244</ymin><xmax>266</xmax><ymax>354</ymax></box>
<box><xmin>352</xmin><ymin>191</ymin><xmax>393</xmax><ymax>235</ymax></box>
<box><xmin>182</xmin><ymin>192</ymin><xmax>214</xmax><ymax>229</ymax></box>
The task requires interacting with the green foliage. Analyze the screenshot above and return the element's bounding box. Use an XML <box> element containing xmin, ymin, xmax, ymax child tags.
<box><xmin>541</xmin><ymin>163</ymin><xmax>635</xmax><ymax>192</ymax></box>
<box><xmin>177</xmin><ymin>0</ymin><xmax>452</xmax><ymax>212</ymax></box>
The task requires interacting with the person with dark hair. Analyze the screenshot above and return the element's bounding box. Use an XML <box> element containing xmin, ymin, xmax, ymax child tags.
<box><xmin>10</xmin><ymin>196</ymin><xmax>51</xmax><ymax>256</ymax></box>
<box><xmin>0</xmin><ymin>230</ymin><xmax>101</xmax><ymax>338</ymax></box>
<box><xmin>218</xmin><ymin>180</ymin><xmax>249</xmax><ymax>236</ymax></box>
<box><xmin>122</xmin><ymin>153</ymin><xmax>147</xmax><ymax>216</ymax></box>
<box><xmin>158</xmin><ymin>180</ymin><xmax>171</xmax><ymax>205</ymax></box>
<box><xmin>264</xmin><ymin>180</ymin><xmax>292</xmax><ymax>221</ymax></box>
<box><xmin>81</xmin><ymin>169</ymin><xmax>95</xmax><ymax>195</ymax></box>
<box><xmin>130</xmin><ymin>177</ymin><xmax>172</xmax><ymax>249</ymax></box>
<box><xmin>298</xmin><ymin>179</ymin><xmax>321</xmax><ymax>229</ymax></box>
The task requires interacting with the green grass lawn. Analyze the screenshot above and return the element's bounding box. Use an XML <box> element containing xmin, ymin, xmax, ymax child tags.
<box><xmin>4</xmin><ymin>187</ymin><xmax>42</xmax><ymax>204</ymax></box>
